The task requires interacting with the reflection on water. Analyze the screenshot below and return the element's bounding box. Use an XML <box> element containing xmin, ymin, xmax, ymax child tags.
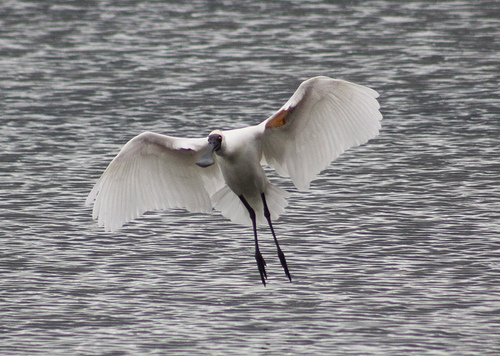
<box><xmin>1</xmin><ymin>1</ymin><xmax>499</xmax><ymax>355</ymax></box>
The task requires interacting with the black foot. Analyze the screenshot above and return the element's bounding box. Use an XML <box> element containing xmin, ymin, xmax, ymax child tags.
<box><xmin>277</xmin><ymin>248</ymin><xmax>292</xmax><ymax>282</ymax></box>
<box><xmin>255</xmin><ymin>250</ymin><xmax>267</xmax><ymax>286</ymax></box>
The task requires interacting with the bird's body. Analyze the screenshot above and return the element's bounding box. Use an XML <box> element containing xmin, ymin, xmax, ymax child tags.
<box><xmin>86</xmin><ymin>76</ymin><xmax>382</xmax><ymax>285</ymax></box>
<box><xmin>217</xmin><ymin>127</ymin><xmax>265</xmax><ymax>197</ymax></box>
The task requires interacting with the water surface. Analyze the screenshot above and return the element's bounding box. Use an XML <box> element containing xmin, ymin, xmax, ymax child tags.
<box><xmin>1</xmin><ymin>1</ymin><xmax>499</xmax><ymax>355</ymax></box>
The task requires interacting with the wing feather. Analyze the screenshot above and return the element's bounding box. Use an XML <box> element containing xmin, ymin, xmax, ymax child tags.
<box><xmin>260</xmin><ymin>76</ymin><xmax>382</xmax><ymax>190</ymax></box>
<box><xmin>86</xmin><ymin>131</ymin><xmax>223</xmax><ymax>232</ymax></box>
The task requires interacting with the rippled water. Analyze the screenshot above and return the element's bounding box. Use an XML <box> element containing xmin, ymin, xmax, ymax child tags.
<box><xmin>1</xmin><ymin>1</ymin><xmax>499</xmax><ymax>355</ymax></box>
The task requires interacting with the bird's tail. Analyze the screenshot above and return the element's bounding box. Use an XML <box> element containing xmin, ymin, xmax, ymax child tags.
<box><xmin>211</xmin><ymin>183</ymin><xmax>290</xmax><ymax>227</ymax></box>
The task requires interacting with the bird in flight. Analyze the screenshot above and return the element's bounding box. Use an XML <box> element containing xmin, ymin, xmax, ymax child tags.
<box><xmin>86</xmin><ymin>76</ymin><xmax>382</xmax><ymax>286</ymax></box>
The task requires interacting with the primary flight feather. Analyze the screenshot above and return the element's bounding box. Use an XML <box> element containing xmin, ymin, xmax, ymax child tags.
<box><xmin>86</xmin><ymin>76</ymin><xmax>382</xmax><ymax>285</ymax></box>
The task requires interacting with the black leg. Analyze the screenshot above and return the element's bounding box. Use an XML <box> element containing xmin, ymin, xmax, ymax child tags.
<box><xmin>261</xmin><ymin>193</ymin><xmax>292</xmax><ymax>282</ymax></box>
<box><xmin>239</xmin><ymin>195</ymin><xmax>267</xmax><ymax>286</ymax></box>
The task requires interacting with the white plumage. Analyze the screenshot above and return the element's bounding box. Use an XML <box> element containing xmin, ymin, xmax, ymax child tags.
<box><xmin>86</xmin><ymin>76</ymin><xmax>382</xmax><ymax>285</ymax></box>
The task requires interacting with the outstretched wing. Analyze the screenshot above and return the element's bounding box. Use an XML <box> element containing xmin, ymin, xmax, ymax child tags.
<box><xmin>86</xmin><ymin>132</ymin><xmax>223</xmax><ymax>232</ymax></box>
<box><xmin>259</xmin><ymin>76</ymin><xmax>382</xmax><ymax>190</ymax></box>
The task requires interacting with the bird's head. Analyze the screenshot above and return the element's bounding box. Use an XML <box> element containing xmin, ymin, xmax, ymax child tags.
<box><xmin>196</xmin><ymin>130</ymin><xmax>223</xmax><ymax>168</ymax></box>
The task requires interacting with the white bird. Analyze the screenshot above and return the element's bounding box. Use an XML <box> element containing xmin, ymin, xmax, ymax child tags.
<box><xmin>86</xmin><ymin>76</ymin><xmax>382</xmax><ymax>285</ymax></box>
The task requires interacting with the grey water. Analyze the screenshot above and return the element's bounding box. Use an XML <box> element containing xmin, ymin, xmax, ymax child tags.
<box><xmin>1</xmin><ymin>1</ymin><xmax>499</xmax><ymax>355</ymax></box>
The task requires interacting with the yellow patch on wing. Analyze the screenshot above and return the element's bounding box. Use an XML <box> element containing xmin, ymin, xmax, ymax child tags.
<box><xmin>265</xmin><ymin>108</ymin><xmax>290</xmax><ymax>129</ymax></box>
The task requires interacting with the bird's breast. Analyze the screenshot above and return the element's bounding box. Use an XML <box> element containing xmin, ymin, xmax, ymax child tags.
<box><xmin>217</xmin><ymin>154</ymin><xmax>267</xmax><ymax>198</ymax></box>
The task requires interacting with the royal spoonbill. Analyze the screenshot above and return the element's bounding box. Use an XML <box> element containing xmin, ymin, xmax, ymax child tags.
<box><xmin>86</xmin><ymin>76</ymin><xmax>382</xmax><ymax>286</ymax></box>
